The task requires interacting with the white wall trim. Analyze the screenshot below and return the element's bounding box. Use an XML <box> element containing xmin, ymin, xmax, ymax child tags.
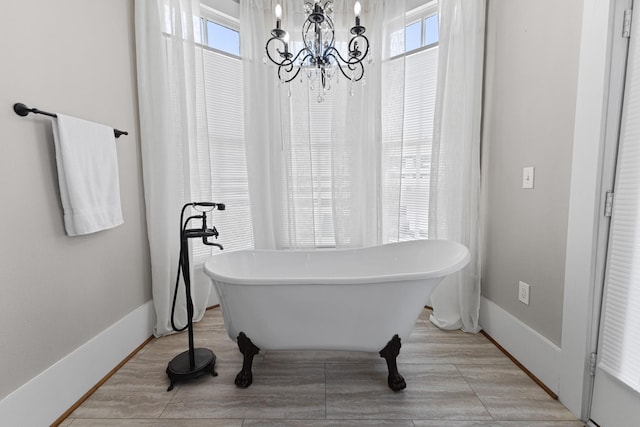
<box><xmin>480</xmin><ymin>297</ymin><xmax>561</xmax><ymax>393</ymax></box>
<box><xmin>0</xmin><ymin>300</ymin><xmax>155</xmax><ymax>426</ymax></box>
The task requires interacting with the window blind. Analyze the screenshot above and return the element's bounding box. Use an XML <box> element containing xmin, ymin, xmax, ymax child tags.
<box><xmin>399</xmin><ymin>46</ymin><xmax>438</xmax><ymax>241</ymax></box>
<box><xmin>191</xmin><ymin>47</ymin><xmax>253</xmax><ymax>264</ymax></box>
<box><xmin>382</xmin><ymin>45</ymin><xmax>439</xmax><ymax>243</ymax></box>
<box><xmin>598</xmin><ymin>10</ymin><xmax>640</xmax><ymax>392</ymax></box>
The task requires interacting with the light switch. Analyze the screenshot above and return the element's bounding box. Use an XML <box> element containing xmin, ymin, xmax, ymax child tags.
<box><xmin>522</xmin><ymin>167</ymin><xmax>535</xmax><ymax>189</ymax></box>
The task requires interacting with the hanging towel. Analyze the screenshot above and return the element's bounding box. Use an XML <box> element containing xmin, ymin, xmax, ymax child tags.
<box><xmin>51</xmin><ymin>113</ymin><xmax>124</xmax><ymax>236</ymax></box>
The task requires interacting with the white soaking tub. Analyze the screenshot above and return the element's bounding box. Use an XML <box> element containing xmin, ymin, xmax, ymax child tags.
<box><xmin>204</xmin><ymin>239</ymin><xmax>470</xmax><ymax>390</ymax></box>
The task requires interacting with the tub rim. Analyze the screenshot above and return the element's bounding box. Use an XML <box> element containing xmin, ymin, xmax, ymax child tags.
<box><xmin>203</xmin><ymin>239</ymin><xmax>470</xmax><ymax>286</ymax></box>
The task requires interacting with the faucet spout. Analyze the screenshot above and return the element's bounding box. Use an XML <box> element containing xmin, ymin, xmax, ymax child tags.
<box><xmin>203</xmin><ymin>236</ymin><xmax>223</xmax><ymax>250</ymax></box>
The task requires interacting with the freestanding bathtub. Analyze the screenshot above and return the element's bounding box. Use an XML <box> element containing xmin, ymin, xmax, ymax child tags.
<box><xmin>203</xmin><ymin>239</ymin><xmax>470</xmax><ymax>391</ymax></box>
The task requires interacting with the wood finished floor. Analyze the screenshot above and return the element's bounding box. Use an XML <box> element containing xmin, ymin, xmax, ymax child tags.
<box><xmin>61</xmin><ymin>308</ymin><xmax>584</xmax><ymax>426</ymax></box>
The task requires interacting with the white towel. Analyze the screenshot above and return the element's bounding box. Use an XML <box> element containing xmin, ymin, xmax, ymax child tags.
<box><xmin>52</xmin><ymin>113</ymin><xmax>124</xmax><ymax>236</ymax></box>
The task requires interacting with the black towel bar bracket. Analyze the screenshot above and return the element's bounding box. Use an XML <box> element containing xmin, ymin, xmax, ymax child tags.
<box><xmin>13</xmin><ymin>103</ymin><xmax>128</xmax><ymax>138</ymax></box>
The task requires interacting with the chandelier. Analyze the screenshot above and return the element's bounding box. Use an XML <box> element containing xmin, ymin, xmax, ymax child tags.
<box><xmin>265</xmin><ymin>1</ymin><xmax>369</xmax><ymax>100</ymax></box>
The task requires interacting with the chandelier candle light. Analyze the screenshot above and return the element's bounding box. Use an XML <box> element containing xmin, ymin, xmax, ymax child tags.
<box><xmin>265</xmin><ymin>1</ymin><xmax>369</xmax><ymax>102</ymax></box>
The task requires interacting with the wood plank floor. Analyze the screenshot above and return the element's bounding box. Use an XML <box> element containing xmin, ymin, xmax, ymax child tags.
<box><xmin>61</xmin><ymin>308</ymin><xmax>584</xmax><ymax>426</ymax></box>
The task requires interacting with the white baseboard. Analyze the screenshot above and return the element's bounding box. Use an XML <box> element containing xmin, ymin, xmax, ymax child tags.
<box><xmin>480</xmin><ymin>296</ymin><xmax>561</xmax><ymax>393</ymax></box>
<box><xmin>0</xmin><ymin>300</ymin><xmax>155</xmax><ymax>427</ymax></box>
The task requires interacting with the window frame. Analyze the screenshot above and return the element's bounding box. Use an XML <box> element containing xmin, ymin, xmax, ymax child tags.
<box><xmin>393</xmin><ymin>0</ymin><xmax>439</xmax><ymax>60</ymax></box>
<box><xmin>200</xmin><ymin>5</ymin><xmax>241</xmax><ymax>59</ymax></box>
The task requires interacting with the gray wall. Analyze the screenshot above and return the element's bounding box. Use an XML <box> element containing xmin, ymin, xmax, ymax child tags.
<box><xmin>482</xmin><ymin>0</ymin><xmax>583</xmax><ymax>346</ymax></box>
<box><xmin>0</xmin><ymin>0</ymin><xmax>150</xmax><ymax>400</ymax></box>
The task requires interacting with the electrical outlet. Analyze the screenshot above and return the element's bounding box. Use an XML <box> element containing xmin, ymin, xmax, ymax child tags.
<box><xmin>518</xmin><ymin>281</ymin><xmax>530</xmax><ymax>305</ymax></box>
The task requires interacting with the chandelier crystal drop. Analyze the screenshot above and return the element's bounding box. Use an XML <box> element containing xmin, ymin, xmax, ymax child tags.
<box><xmin>265</xmin><ymin>1</ymin><xmax>369</xmax><ymax>99</ymax></box>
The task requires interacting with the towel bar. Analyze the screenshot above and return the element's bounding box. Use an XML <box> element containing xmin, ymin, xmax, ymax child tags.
<box><xmin>13</xmin><ymin>103</ymin><xmax>128</xmax><ymax>138</ymax></box>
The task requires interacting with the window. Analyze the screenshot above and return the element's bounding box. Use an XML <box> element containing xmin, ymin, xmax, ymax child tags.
<box><xmin>205</xmin><ymin>20</ymin><xmax>240</xmax><ymax>56</ymax></box>
<box><xmin>398</xmin><ymin>45</ymin><xmax>438</xmax><ymax>240</ymax></box>
<box><xmin>189</xmin><ymin>2</ymin><xmax>439</xmax><ymax>251</ymax></box>
<box><xmin>406</xmin><ymin>21</ymin><xmax>422</xmax><ymax>52</ymax></box>
<box><xmin>424</xmin><ymin>14</ymin><xmax>439</xmax><ymax>46</ymax></box>
<box><xmin>386</xmin><ymin>1</ymin><xmax>439</xmax><ymax>242</ymax></box>
<box><xmin>393</xmin><ymin>3</ymin><xmax>439</xmax><ymax>56</ymax></box>
<box><xmin>191</xmin><ymin>6</ymin><xmax>253</xmax><ymax>263</ymax></box>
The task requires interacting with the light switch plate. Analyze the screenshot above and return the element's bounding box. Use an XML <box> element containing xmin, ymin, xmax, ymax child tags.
<box><xmin>522</xmin><ymin>167</ymin><xmax>535</xmax><ymax>189</ymax></box>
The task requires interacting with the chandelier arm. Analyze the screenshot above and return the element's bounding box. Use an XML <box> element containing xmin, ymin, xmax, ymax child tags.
<box><xmin>350</xmin><ymin>62</ymin><xmax>365</xmax><ymax>82</ymax></box>
<box><xmin>323</xmin><ymin>46</ymin><xmax>350</xmax><ymax>64</ymax></box>
<box><xmin>299</xmin><ymin>52</ymin><xmax>314</xmax><ymax>65</ymax></box>
<box><xmin>349</xmin><ymin>34</ymin><xmax>370</xmax><ymax>61</ymax></box>
<box><xmin>325</xmin><ymin>52</ymin><xmax>364</xmax><ymax>82</ymax></box>
<box><xmin>321</xmin><ymin>38</ymin><xmax>369</xmax><ymax>66</ymax></box>
<box><xmin>280</xmin><ymin>60</ymin><xmax>295</xmax><ymax>74</ymax></box>
<box><xmin>290</xmin><ymin>48</ymin><xmax>313</xmax><ymax>65</ymax></box>
<box><xmin>265</xmin><ymin>36</ymin><xmax>289</xmax><ymax>65</ymax></box>
<box><xmin>324</xmin><ymin>46</ymin><xmax>366</xmax><ymax>68</ymax></box>
<box><xmin>277</xmin><ymin>50</ymin><xmax>312</xmax><ymax>83</ymax></box>
<box><xmin>278</xmin><ymin>65</ymin><xmax>303</xmax><ymax>83</ymax></box>
<box><xmin>266</xmin><ymin>37</ymin><xmax>311</xmax><ymax>68</ymax></box>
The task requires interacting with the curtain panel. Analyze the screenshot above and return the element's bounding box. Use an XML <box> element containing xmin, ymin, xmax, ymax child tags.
<box><xmin>428</xmin><ymin>0</ymin><xmax>485</xmax><ymax>333</ymax></box>
<box><xmin>135</xmin><ymin>0</ymin><xmax>211</xmax><ymax>337</ymax></box>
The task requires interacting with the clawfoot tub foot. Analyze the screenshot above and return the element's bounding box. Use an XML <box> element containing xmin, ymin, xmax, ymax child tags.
<box><xmin>235</xmin><ymin>332</ymin><xmax>260</xmax><ymax>388</ymax></box>
<box><xmin>379</xmin><ymin>334</ymin><xmax>406</xmax><ymax>392</ymax></box>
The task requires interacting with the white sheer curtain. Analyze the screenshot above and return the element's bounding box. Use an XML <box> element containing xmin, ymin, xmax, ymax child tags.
<box><xmin>428</xmin><ymin>0</ymin><xmax>485</xmax><ymax>333</ymax></box>
<box><xmin>329</xmin><ymin>1</ymin><xmax>405</xmax><ymax>248</ymax></box>
<box><xmin>241</xmin><ymin>0</ymin><xmax>406</xmax><ymax>250</ymax></box>
<box><xmin>239</xmin><ymin>0</ymin><xmax>279</xmax><ymax>249</ymax></box>
<box><xmin>135</xmin><ymin>0</ymin><xmax>211</xmax><ymax>336</ymax></box>
<box><xmin>240</xmin><ymin>0</ymin><xmax>483</xmax><ymax>332</ymax></box>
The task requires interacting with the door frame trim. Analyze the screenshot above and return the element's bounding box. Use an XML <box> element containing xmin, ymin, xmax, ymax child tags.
<box><xmin>585</xmin><ymin>0</ymin><xmax>632</xmax><ymax>421</ymax></box>
<box><xmin>560</xmin><ymin>0</ymin><xmax>631</xmax><ymax>420</ymax></box>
